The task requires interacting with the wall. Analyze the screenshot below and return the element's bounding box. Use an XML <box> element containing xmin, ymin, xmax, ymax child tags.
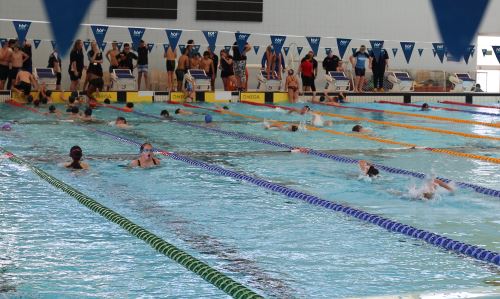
<box><xmin>1</xmin><ymin>0</ymin><xmax>500</xmax><ymax>90</ymax></box>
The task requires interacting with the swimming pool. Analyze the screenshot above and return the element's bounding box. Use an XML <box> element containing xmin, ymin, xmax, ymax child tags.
<box><xmin>1</xmin><ymin>101</ymin><xmax>499</xmax><ymax>298</ymax></box>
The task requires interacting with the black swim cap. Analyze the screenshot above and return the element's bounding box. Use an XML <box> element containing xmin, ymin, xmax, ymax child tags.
<box><xmin>71</xmin><ymin>106</ymin><xmax>79</xmax><ymax>114</ymax></box>
<box><xmin>126</xmin><ymin>102</ymin><xmax>134</xmax><ymax>108</ymax></box>
<box><xmin>352</xmin><ymin>125</ymin><xmax>362</xmax><ymax>132</ymax></box>
<box><xmin>291</xmin><ymin>125</ymin><xmax>299</xmax><ymax>132</ymax></box>
<box><xmin>69</xmin><ymin>145</ymin><xmax>82</xmax><ymax>160</ymax></box>
<box><xmin>84</xmin><ymin>107</ymin><xmax>92</xmax><ymax>116</ymax></box>
<box><xmin>175</xmin><ymin>108</ymin><xmax>180</xmax><ymax>114</ymax></box>
<box><xmin>161</xmin><ymin>110</ymin><xmax>169</xmax><ymax>117</ymax></box>
<box><xmin>104</xmin><ymin>98</ymin><xmax>111</xmax><ymax>104</ymax></box>
<box><xmin>367</xmin><ymin>166</ymin><xmax>379</xmax><ymax>177</ymax></box>
<box><xmin>49</xmin><ymin>105</ymin><xmax>56</xmax><ymax>112</ymax></box>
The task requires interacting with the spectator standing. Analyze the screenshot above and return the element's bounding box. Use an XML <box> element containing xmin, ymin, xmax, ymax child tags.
<box><xmin>137</xmin><ymin>40</ymin><xmax>149</xmax><ymax>90</ymax></box>
<box><xmin>299</xmin><ymin>53</ymin><xmax>315</xmax><ymax>96</ymax></box>
<box><xmin>8</xmin><ymin>43</ymin><xmax>29</xmax><ymax>90</ymax></box>
<box><xmin>68</xmin><ymin>40</ymin><xmax>84</xmax><ymax>91</ymax></box>
<box><xmin>207</xmin><ymin>47</ymin><xmax>219</xmax><ymax>91</ymax></box>
<box><xmin>370</xmin><ymin>49</ymin><xmax>389</xmax><ymax>91</ymax></box>
<box><xmin>219</xmin><ymin>49</ymin><xmax>236</xmax><ymax>91</ymax></box>
<box><xmin>22</xmin><ymin>40</ymin><xmax>32</xmax><ymax>73</ymax></box>
<box><xmin>349</xmin><ymin>45</ymin><xmax>370</xmax><ymax>92</ymax></box>
<box><xmin>322</xmin><ymin>50</ymin><xmax>340</xmax><ymax>74</ymax></box>
<box><xmin>48</xmin><ymin>49</ymin><xmax>62</xmax><ymax>90</ymax></box>
<box><xmin>116</xmin><ymin>43</ymin><xmax>138</xmax><ymax>72</ymax></box>
<box><xmin>164</xmin><ymin>45</ymin><xmax>176</xmax><ymax>92</ymax></box>
<box><xmin>232</xmin><ymin>41</ymin><xmax>251</xmax><ymax>91</ymax></box>
<box><xmin>0</xmin><ymin>39</ymin><xmax>14</xmax><ymax>90</ymax></box>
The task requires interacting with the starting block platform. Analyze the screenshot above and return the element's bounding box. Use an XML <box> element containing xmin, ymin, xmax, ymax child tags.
<box><xmin>449</xmin><ymin>73</ymin><xmax>475</xmax><ymax>92</ymax></box>
<box><xmin>185</xmin><ymin>69</ymin><xmax>211</xmax><ymax>91</ymax></box>
<box><xmin>33</xmin><ymin>68</ymin><xmax>57</xmax><ymax>90</ymax></box>
<box><xmin>112</xmin><ymin>69</ymin><xmax>136</xmax><ymax>91</ymax></box>
<box><xmin>257</xmin><ymin>70</ymin><xmax>281</xmax><ymax>91</ymax></box>
<box><xmin>325</xmin><ymin>71</ymin><xmax>350</xmax><ymax>91</ymax></box>
<box><xmin>387</xmin><ymin>72</ymin><xmax>414</xmax><ymax>91</ymax></box>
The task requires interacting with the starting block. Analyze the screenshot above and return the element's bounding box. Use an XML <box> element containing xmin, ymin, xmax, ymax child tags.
<box><xmin>33</xmin><ymin>68</ymin><xmax>57</xmax><ymax>90</ymax></box>
<box><xmin>185</xmin><ymin>69</ymin><xmax>211</xmax><ymax>91</ymax></box>
<box><xmin>387</xmin><ymin>72</ymin><xmax>414</xmax><ymax>91</ymax></box>
<box><xmin>449</xmin><ymin>73</ymin><xmax>475</xmax><ymax>92</ymax></box>
<box><xmin>257</xmin><ymin>70</ymin><xmax>281</xmax><ymax>91</ymax></box>
<box><xmin>112</xmin><ymin>69</ymin><xmax>136</xmax><ymax>91</ymax></box>
<box><xmin>325</xmin><ymin>71</ymin><xmax>350</xmax><ymax>91</ymax></box>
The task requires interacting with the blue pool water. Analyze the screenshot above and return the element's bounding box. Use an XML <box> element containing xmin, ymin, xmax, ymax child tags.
<box><xmin>1</xmin><ymin>102</ymin><xmax>499</xmax><ymax>298</ymax></box>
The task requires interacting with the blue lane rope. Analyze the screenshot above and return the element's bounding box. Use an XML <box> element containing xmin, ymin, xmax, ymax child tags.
<box><xmin>128</xmin><ymin>109</ymin><xmax>500</xmax><ymax>199</ymax></box>
<box><xmin>91</xmin><ymin>128</ymin><xmax>500</xmax><ymax>267</ymax></box>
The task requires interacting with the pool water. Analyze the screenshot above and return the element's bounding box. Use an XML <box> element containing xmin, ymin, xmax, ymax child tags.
<box><xmin>1</xmin><ymin>102</ymin><xmax>499</xmax><ymax>298</ymax></box>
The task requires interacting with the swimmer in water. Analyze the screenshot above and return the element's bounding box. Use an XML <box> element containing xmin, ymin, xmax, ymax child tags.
<box><xmin>359</xmin><ymin>160</ymin><xmax>379</xmax><ymax>177</ymax></box>
<box><xmin>64</xmin><ymin>146</ymin><xmax>89</xmax><ymax>170</ymax></box>
<box><xmin>114</xmin><ymin>116</ymin><xmax>129</xmax><ymax>128</ymax></box>
<box><xmin>174</xmin><ymin>108</ymin><xmax>194</xmax><ymax>115</ymax></box>
<box><xmin>418</xmin><ymin>178</ymin><xmax>454</xmax><ymax>200</ymax></box>
<box><xmin>45</xmin><ymin>105</ymin><xmax>62</xmax><ymax>117</ymax></box>
<box><xmin>160</xmin><ymin>110</ymin><xmax>171</xmax><ymax>119</ymax></box>
<box><xmin>79</xmin><ymin>107</ymin><xmax>94</xmax><ymax>121</ymax></box>
<box><xmin>288</xmin><ymin>105</ymin><xmax>311</xmax><ymax>115</ymax></box>
<box><xmin>264</xmin><ymin>122</ymin><xmax>299</xmax><ymax>132</ymax></box>
<box><xmin>123</xmin><ymin>102</ymin><xmax>134</xmax><ymax>112</ymax></box>
<box><xmin>311</xmin><ymin>112</ymin><xmax>334</xmax><ymax>127</ymax></box>
<box><xmin>352</xmin><ymin>124</ymin><xmax>371</xmax><ymax>133</ymax></box>
<box><xmin>421</xmin><ymin>103</ymin><xmax>430</xmax><ymax>111</ymax></box>
<box><xmin>130</xmin><ymin>142</ymin><xmax>161</xmax><ymax>168</ymax></box>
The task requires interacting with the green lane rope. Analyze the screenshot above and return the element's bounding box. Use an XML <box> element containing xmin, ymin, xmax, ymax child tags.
<box><xmin>0</xmin><ymin>147</ymin><xmax>263</xmax><ymax>299</ymax></box>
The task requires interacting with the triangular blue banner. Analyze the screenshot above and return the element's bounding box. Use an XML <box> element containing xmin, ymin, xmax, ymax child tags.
<box><xmin>482</xmin><ymin>48</ymin><xmax>488</xmax><ymax>56</ymax></box>
<box><xmin>297</xmin><ymin>46</ymin><xmax>303</xmax><ymax>55</ymax></box>
<box><xmin>116</xmin><ymin>42</ymin><xmax>123</xmax><ymax>51</ymax></box>
<box><xmin>166</xmin><ymin>30</ymin><xmax>182</xmax><ymax>53</ymax></box>
<box><xmin>235</xmin><ymin>32</ymin><xmax>250</xmax><ymax>54</ymax></box>
<box><xmin>464</xmin><ymin>45</ymin><xmax>475</xmax><ymax>64</ymax></box>
<box><xmin>325</xmin><ymin>47</ymin><xmax>332</xmax><ymax>55</ymax></box>
<box><xmin>33</xmin><ymin>39</ymin><xmax>41</xmax><ymax>49</ymax></box>
<box><xmin>192</xmin><ymin>45</ymin><xmax>201</xmax><ymax>54</ymax></box>
<box><xmin>179</xmin><ymin>44</ymin><xmax>186</xmax><ymax>55</ymax></box>
<box><xmin>0</xmin><ymin>38</ymin><xmax>6</xmax><ymax>48</ymax></box>
<box><xmin>42</xmin><ymin>0</ymin><xmax>92</xmax><ymax>57</ymax></box>
<box><xmin>283</xmin><ymin>46</ymin><xmax>290</xmax><ymax>56</ymax></box>
<box><xmin>51</xmin><ymin>40</ymin><xmax>57</xmax><ymax>50</ymax></box>
<box><xmin>253</xmin><ymin>45</ymin><xmax>259</xmax><ymax>55</ymax></box>
<box><xmin>163</xmin><ymin>43</ymin><xmax>170</xmax><ymax>52</ymax></box>
<box><xmin>336</xmin><ymin>38</ymin><xmax>351</xmax><ymax>59</ymax></box>
<box><xmin>432</xmin><ymin>49</ymin><xmax>436</xmax><ymax>57</ymax></box>
<box><xmin>224</xmin><ymin>45</ymin><xmax>232</xmax><ymax>53</ymax></box>
<box><xmin>492</xmin><ymin>46</ymin><xmax>500</xmax><ymax>64</ymax></box>
<box><xmin>306</xmin><ymin>36</ymin><xmax>321</xmax><ymax>56</ymax></box>
<box><xmin>431</xmin><ymin>0</ymin><xmax>489</xmax><ymax>59</ymax></box>
<box><xmin>352</xmin><ymin>48</ymin><xmax>357</xmax><ymax>56</ymax></box>
<box><xmin>202</xmin><ymin>31</ymin><xmax>218</xmax><ymax>53</ymax></box>
<box><xmin>392</xmin><ymin>48</ymin><xmax>398</xmax><ymax>57</ymax></box>
<box><xmin>471</xmin><ymin>49</ymin><xmax>475</xmax><ymax>57</ymax></box>
<box><xmin>128</xmin><ymin>27</ymin><xmax>145</xmax><ymax>51</ymax></box>
<box><xmin>91</xmin><ymin>25</ymin><xmax>108</xmax><ymax>51</ymax></box>
<box><xmin>418</xmin><ymin>49</ymin><xmax>424</xmax><ymax>56</ymax></box>
<box><xmin>83</xmin><ymin>40</ymin><xmax>90</xmax><ymax>51</ymax></box>
<box><xmin>369</xmin><ymin>40</ymin><xmax>384</xmax><ymax>60</ymax></box>
<box><xmin>270</xmin><ymin>35</ymin><xmax>286</xmax><ymax>55</ymax></box>
<box><xmin>432</xmin><ymin>43</ymin><xmax>446</xmax><ymax>63</ymax></box>
<box><xmin>12</xmin><ymin>21</ymin><xmax>32</xmax><ymax>43</ymax></box>
<box><xmin>100</xmin><ymin>41</ymin><xmax>107</xmax><ymax>51</ymax></box>
<box><xmin>400</xmin><ymin>42</ymin><xmax>415</xmax><ymax>63</ymax></box>
<box><xmin>147</xmin><ymin>43</ymin><xmax>154</xmax><ymax>53</ymax></box>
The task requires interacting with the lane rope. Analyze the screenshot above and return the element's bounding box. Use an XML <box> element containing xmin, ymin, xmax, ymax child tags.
<box><xmin>439</xmin><ymin>101</ymin><xmax>500</xmax><ymax>110</ymax></box>
<box><xmin>0</xmin><ymin>146</ymin><xmax>264</xmax><ymax>299</ymax></box>
<box><xmin>376</xmin><ymin>101</ymin><xmax>500</xmax><ymax>117</ymax></box>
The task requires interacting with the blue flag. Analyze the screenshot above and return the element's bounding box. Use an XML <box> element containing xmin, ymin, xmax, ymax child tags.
<box><xmin>253</xmin><ymin>45</ymin><xmax>259</xmax><ymax>55</ymax></box>
<box><xmin>0</xmin><ymin>38</ymin><xmax>7</xmax><ymax>47</ymax></box>
<box><xmin>235</xmin><ymin>32</ymin><xmax>250</xmax><ymax>54</ymax></box>
<box><xmin>116</xmin><ymin>42</ymin><xmax>123</xmax><ymax>51</ymax></box>
<box><xmin>432</xmin><ymin>49</ymin><xmax>436</xmax><ymax>57</ymax></box>
<box><xmin>283</xmin><ymin>46</ymin><xmax>290</xmax><ymax>56</ymax></box>
<box><xmin>147</xmin><ymin>43</ymin><xmax>154</xmax><ymax>53</ymax></box>
<box><xmin>179</xmin><ymin>44</ymin><xmax>186</xmax><ymax>55</ymax></box>
<box><xmin>306</xmin><ymin>36</ymin><xmax>321</xmax><ymax>56</ymax></box>
<box><xmin>100</xmin><ymin>41</ymin><xmax>107</xmax><ymax>51</ymax></box>
<box><xmin>91</xmin><ymin>25</ymin><xmax>108</xmax><ymax>51</ymax></box>
<box><xmin>431</xmin><ymin>0</ymin><xmax>489</xmax><ymax>59</ymax></box>
<box><xmin>128</xmin><ymin>27</ymin><xmax>145</xmax><ymax>51</ymax></box>
<box><xmin>433</xmin><ymin>43</ymin><xmax>446</xmax><ymax>63</ymax></box>
<box><xmin>418</xmin><ymin>48</ymin><xmax>424</xmax><ymax>56</ymax></box>
<box><xmin>83</xmin><ymin>40</ymin><xmax>90</xmax><ymax>51</ymax></box>
<box><xmin>42</xmin><ymin>0</ymin><xmax>92</xmax><ymax>57</ymax></box>
<box><xmin>352</xmin><ymin>48</ymin><xmax>357</xmax><ymax>56</ymax></box>
<box><xmin>464</xmin><ymin>45</ymin><xmax>475</xmax><ymax>64</ymax></box>
<box><xmin>12</xmin><ymin>21</ymin><xmax>32</xmax><ymax>43</ymax></box>
<box><xmin>51</xmin><ymin>40</ymin><xmax>57</xmax><ymax>50</ymax></box>
<box><xmin>33</xmin><ymin>39</ymin><xmax>41</xmax><ymax>49</ymax></box>
<box><xmin>202</xmin><ymin>31</ymin><xmax>218</xmax><ymax>53</ymax></box>
<box><xmin>392</xmin><ymin>48</ymin><xmax>398</xmax><ymax>57</ymax></box>
<box><xmin>492</xmin><ymin>46</ymin><xmax>500</xmax><ymax>64</ymax></box>
<box><xmin>224</xmin><ymin>45</ymin><xmax>232</xmax><ymax>53</ymax></box>
<box><xmin>270</xmin><ymin>35</ymin><xmax>286</xmax><ymax>55</ymax></box>
<box><xmin>192</xmin><ymin>45</ymin><xmax>201</xmax><ymax>54</ymax></box>
<box><xmin>166</xmin><ymin>30</ymin><xmax>182</xmax><ymax>53</ymax></box>
<box><xmin>297</xmin><ymin>46</ymin><xmax>303</xmax><ymax>55</ymax></box>
<box><xmin>482</xmin><ymin>48</ymin><xmax>488</xmax><ymax>56</ymax></box>
<box><xmin>336</xmin><ymin>38</ymin><xmax>351</xmax><ymax>59</ymax></box>
<box><xmin>163</xmin><ymin>44</ymin><xmax>170</xmax><ymax>52</ymax></box>
<box><xmin>370</xmin><ymin>40</ymin><xmax>384</xmax><ymax>60</ymax></box>
<box><xmin>325</xmin><ymin>47</ymin><xmax>332</xmax><ymax>55</ymax></box>
<box><xmin>400</xmin><ymin>42</ymin><xmax>415</xmax><ymax>63</ymax></box>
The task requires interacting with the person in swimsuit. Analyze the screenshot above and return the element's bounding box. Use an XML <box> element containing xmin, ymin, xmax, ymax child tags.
<box><xmin>264</xmin><ymin>122</ymin><xmax>299</xmax><ymax>132</ymax></box>
<box><xmin>311</xmin><ymin>113</ymin><xmax>333</xmax><ymax>127</ymax></box>
<box><xmin>419</xmin><ymin>179</ymin><xmax>454</xmax><ymax>200</ymax></box>
<box><xmin>352</xmin><ymin>124</ymin><xmax>372</xmax><ymax>133</ymax></box>
<box><xmin>359</xmin><ymin>160</ymin><xmax>380</xmax><ymax>177</ymax></box>
<box><xmin>106</xmin><ymin>41</ymin><xmax>120</xmax><ymax>74</ymax></box>
<box><xmin>219</xmin><ymin>49</ymin><xmax>237</xmax><ymax>91</ymax></box>
<box><xmin>176</xmin><ymin>48</ymin><xmax>189</xmax><ymax>91</ymax></box>
<box><xmin>8</xmin><ymin>44</ymin><xmax>29</xmax><ymax>90</ymax></box>
<box><xmin>183</xmin><ymin>76</ymin><xmax>196</xmax><ymax>102</ymax></box>
<box><xmin>12</xmin><ymin>68</ymin><xmax>37</xmax><ymax>99</ymax></box>
<box><xmin>114</xmin><ymin>116</ymin><xmax>129</xmax><ymax>128</ymax></box>
<box><xmin>285</xmin><ymin>69</ymin><xmax>300</xmax><ymax>103</ymax></box>
<box><xmin>174</xmin><ymin>108</ymin><xmax>194</xmax><ymax>115</ymax></box>
<box><xmin>164</xmin><ymin>46</ymin><xmax>177</xmax><ymax>92</ymax></box>
<box><xmin>421</xmin><ymin>103</ymin><xmax>430</xmax><ymax>111</ymax></box>
<box><xmin>288</xmin><ymin>105</ymin><xmax>311</xmax><ymax>115</ymax></box>
<box><xmin>0</xmin><ymin>39</ymin><xmax>14</xmax><ymax>90</ymax></box>
<box><xmin>130</xmin><ymin>142</ymin><xmax>161</xmax><ymax>168</ymax></box>
<box><xmin>64</xmin><ymin>146</ymin><xmax>89</xmax><ymax>170</ymax></box>
<box><xmin>200</xmin><ymin>51</ymin><xmax>215</xmax><ymax>90</ymax></box>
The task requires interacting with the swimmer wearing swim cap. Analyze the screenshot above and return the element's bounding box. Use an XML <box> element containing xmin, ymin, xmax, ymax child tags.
<box><xmin>204</xmin><ymin>114</ymin><xmax>213</xmax><ymax>123</ymax></box>
<box><xmin>130</xmin><ymin>142</ymin><xmax>161</xmax><ymax>168</ymax></box>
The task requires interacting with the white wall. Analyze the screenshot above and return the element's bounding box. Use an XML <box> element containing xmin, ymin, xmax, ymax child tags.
<box><xmin>1</xmin><ymin>0</ymin><xmax>500</xmax><ymax>89</ymax></box>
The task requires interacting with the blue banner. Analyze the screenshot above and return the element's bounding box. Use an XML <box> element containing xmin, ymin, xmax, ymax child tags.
<box><xmin>12</xmin><ymin>21</ymin><xmax>32</xmax><ymax>43</ymax></box>
<box><xmin>431</xmin><ymin>0</ymin><xmax>489</xmax><ymax>59</ymax></box>
<box><xmin>163</xmin><ymin>44</ymin><xmax>169</xmax><ymax>52</ymax></box>
<box><xmin>283</xmin><ymin>46</ymin><xmax>290</xmax><ymax>56</ymax></box>
<box><xmin>42</xmin><ymin>0</ymin><xmax>92</xmax><ymax>56</ymax></box>
<box><xmin>202</xmin><ymin>31</ymin><xmax>218</xmax><ymax>53</ymax></box>
<box><xmin>51</xmin><ymin>40</ymin><xmax>57</xmax><ymax>50</ymax></box>
<box><xmin>116</xmin><ymin>42</ymin><xmax>123</xmax><ymax>51</ymax></box>
<box><xmin>128</xmin><ymin>27</ymin><xmax>145</xmax><ymax>51</ymax></box>
<box><xmin>297</xmin><ymin>46</ymin><xmax>303</xmax><ymax>55</ymax></box>
<box><xmin>235</xmin><ymin>32</ymin><xmax>250</xmax><ymax>54</ymax></box>
<box><xmin>400</xmin><ymin>42</ymin><xmax>415</xmax><ymax>63</ymax></box>
<box><xmin>432</xmin><ymin>42</ymin><xmax>446</xmax><ymax>63</ymax></box>
<box><xmin>33</xmin><ymin>39</ymin><xmax>41</xmax><ymax>49</ymax></box>
<box><xmin>369</xmin><ymin>40</ymin><xmax>384</xmax><ymax>60</ymax></box>
<box><xmin>392</xmin><ymin>48</ymin><xmax>398</xmax><ymax>57</ymax></box>
<box><xmin>325</xmin><ymin>47</ymin><xmax>332</xmax><ymax>55</ymax></box>
<box><xmin>0</xmin><ymin>38</ymin><xmax>7</xmax><ymax>48</ymax></box>
<box><xmin>306</xmin><ymin>36</ymin><xmax>321</xmax><ymax>56</ymax></box>
<box><xmin>100</xmin><ymin>41</ymin><xmax>107</xmax><ymax>51</ymax></box>
<box><xmin>270</xmin><ymin>35</ymin><xmax>286</xmax><ymax>55</ymax></box>
<box><xmin>351</xmin><ymin>48</ymin><xmax>357</xmax><ymax>56</ymax></box>
<box><xmin>336</xmin><ymin>38</ymin><xmax>351</xmax><ymax>59</ymax></box>
<box><xmin>482</xmin><ymin>48</ymin><xmax>488</xmax><ymax>56</ymax></box>
<box><xmin>179</xmin><ymin>44</ymin><xmax>186</xmax><ymax>55</ymax></box>
<box><xmin>432</xmin><ymin>49</ymin><xmax>436</xmax><ymax>57</ymax></box>
<box><xmin>464</xmin><ymin>45</ymin><xmax>475</xmax><ymax>64</ymax></box>
<box><xmin>253</xmin><ymin>45</ymin><xmax>259</xmax><ymax>55</ymax></box>
<box><xmin>224</xmin><ymin>45</ymin><xmax>232</xmax><ymax>53</ymax></box>
<box><xmin>492</xmin><ymin>46</ymin><xmax>500</xmax><ymax>64</ymax></box>
<box><xmin>147</xmin><ymin>43</ymin><xmax>154</xmax><ymax>53</ymax></box>
<box><xmin>418</xmin><ymin>49</ymin><xmax>424</xmax><ymax>56</ymax></box>
<box><xmin>91</xmin><ymin>25</ymin><xmax>108</xmax><ymax>51</ymax></box>
<box><xmin>83</xmin><ymin>40</ymin><xmax>90</xmax><ymax>51</ymax></box>
<box><xmin>166</xmin><ymin>29</ymin><xmax>182</xmax><ymax>53</ymax></box>
<box><xmin>192</xmin><ymin>45</ymin><xmax>201</xmax><ymax>54</ymax></box>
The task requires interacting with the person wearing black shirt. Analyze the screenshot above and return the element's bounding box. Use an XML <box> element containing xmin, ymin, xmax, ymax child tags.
<box><xmin>136</xmin><ymin>40</ymin><xmax>149</xmax><ymax>90</ymax></box>
<box><xmin>322</xmin><ymin>50</ymin><xmax>340</xmax><ymax>74</ymax></box>
<box><xmin>22</xmin><ymin>41</ymin><xmax>32</xmax><ymax>73</ymax></box>
<box><xmin>68</xmin><ymin>40</ymin><xmax>84</xmax><ymax>91</ymax></box>
<box><xmin>86</xmin><ymin>41</ymin><xmax>104</xmax><ymax>99</ymax></box>
<box><xmin>116</xmin><ymin>43</ymin><xmax>138</xmax><ymax>72</ymax></box>
<box><xmin>208</xmin><ymin>47</ymin><xmax>219</xmax><ymax>91</ymax></box>
<box><xmin>369</xmin><ymin>49</ymin><xmax>389</xmax><ymax>92</ymax></box>
<box><xmin>232</xmin><ymin>41</ymin><xmax>251</xmax><ymax>91</ymax></box>
<box><xmin>48</xmin><ymin>50</ymin><xmax>62</xmax><ymax>90</ymax></box>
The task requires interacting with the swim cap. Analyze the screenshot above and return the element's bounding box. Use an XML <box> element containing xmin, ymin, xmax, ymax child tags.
<box><xmin>204</xmin><ymin>114</ymin><xmax>213</xmax><ymax>123</ymax></box>
<box><xmin>49</xmin><ymin>105</ymin><xmax>56</xmax><ymax>112</ymax></box>
<box><xmin>104</xmin><ymin>98</ymin><xmax>111</xmax><ymax>104</ymax></box>
<box><xmin>69</xmin><ymin>145</ymin><xmax>82</xmax><ymax>159</ymax></box>
<box><xmin>1</xmin><ymin>122</ymin><xmax>12</xmax><ymax>131</ymax></box>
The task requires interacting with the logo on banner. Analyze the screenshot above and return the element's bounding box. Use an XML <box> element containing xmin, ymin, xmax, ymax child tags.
<box><xmin>147</xmin><ymin>43</ymin><xmax>154</xmax><ymax>53</ymax></box>
<box><xmin>179</xmin><ymin>44</ymin><xmax>186</xmax><ymax>55</ymax></box>
<box><xmin>33</xmin><ymin>39</ymin><xmax>41</xmax><ymax>49</ymax></box>
<box><xmin>12</xmin><ymin>21</ymin><xmax>32</xmax><ymax>42</ymax></box>
<box><xmin>224</xmin><ymin>45</ymin><xmax>232</xmax><ymax>53</ymax></box>
<box><xmin>352</xmin><ymin>48</ymin><xmax>357</xmax><ymax>55</ymax></box>
<box><xmin>234</xmin><ymin>32</ymin><xmax>250</xmax><ymax>54</ymax></box>
<box><xmin>306</xmin><ymin>36</ymin><xmax>321</xmax><ymax>55</ymax></box>
<box><xmin>91</xmin><ymin>25</ymin><xmax>108</xmax><ymax>47</ymax></box>
<box><xmin>253</xmin><ymin>45</ymin><xmax>259</xmax><ymax>55</ymax></box>
<box><xmin>432</xmin><ymin>42</ymin><xmax>446</xmax><ymax>63</ymax></box>
<box><xmin>163</xmin><ymin>44</ymin><xmax>170</xmax><ymax>52</ymax></box>
<box><xmin>418</xmin><ymin>48</ymin><xmax>424</xmax><ymax>56</ymax></box>
<box><xmin>392</xmin><ymin>48</ymin><xmax>398</xmax><ymax>57</ymax></box>
<box><xmin>0</xmin><ymin>38</ymin><xmax>7</xmax><ymax>48</ymax></box>
<box><xmin>202</xmin><ymin>31</ymin><xmax>218</xmax><ymax>52</ymax></box>
<box><xmin>192</xmin><ymin>45</ymin><xmax>200</xmax><ymax>54</ymax></box>
<box><xmin>297</xmin><ymin>46</ymin><xmax>303</xmax><ymax>55</ymax></box>
<box><xmin>336</xmin><ymin>38</ymin><xmax>351</xmax><ymax>59</ymax></box>
<box><xmin>325</xmin><ymin>47</ymin><xmax>332</xmax><ymax>55</ymax></box>
<box><xmin>482</xmin><ymin>49</ymin><xmax>488</xmax><ymax>56</ymax></box>
<box><xmin>400</xmin><ymin>42</ymin><xmax>415</xmax><ymax>63</ymax></box>
<box><xmin>270</xmin><ymin>35</ymin><xmax>286</xmax><ymax>55</ymax></box>
<box><xmin>464</xmin><ymin>45</ymin><xmax>475</xmax><ymax>64</ymax></box>
<box><xmin>370</xmin><ymin>40</ymin><xmax>384</xmax><ymax>60</ymax></box>
<box><xmin>128</xmin><ymin>27</ymin><xmax>145</xmax><ymax>50</ymax></box>
<box><xmin>51</xmin><ymin>40</ymin><xmax>57</xmax><ymax>50</ymax></box>
<box><xmin>100</xmin><ymin>41</ymin><xmax>106</xmax><ymax>51</ymax></box>
<box><xmin>283</xmin><ymin>46</ymin><xmax>290</xmax><ymax>56</ymax></box>
<box><xmin>492</xmin><ymin>46</ymin><xmax>500</xmax><ymax>64</ymax></box>
<box><xmin>166</xmin><ymin>29</ymin><xmax>182</xmax><ymax>53</ymax></box>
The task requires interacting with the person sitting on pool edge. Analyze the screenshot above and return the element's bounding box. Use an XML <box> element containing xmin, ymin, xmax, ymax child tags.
<box><xmin>130</xmin><ymin>142</ymin><xmax>161</xmax><ymax>168</ymax></box>
<box><xmin>64</xmin><ymin>146</ymin><xmax>89</xmax><ymax>170</ymax></box>
<box><xmin>359</xmin><ymin>160</ymin><xmax>379</xmax><ymax>177</ymax></box>
<box><xmin>352</xmin><ymin>124</ymin><xmax>371</xmax><ymax>133</ymax></box>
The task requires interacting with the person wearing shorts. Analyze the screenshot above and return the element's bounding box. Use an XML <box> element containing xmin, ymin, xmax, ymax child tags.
<box><xmin>176</xmin><ymin>48</ymin><xmax>189</xmax><ymax>91</ymax></box>
<box><xmin>68</xmin><ymin>40</ymin><xmax>84</xmax><ymax>91</ymax></box>
<box><xmin>12</xmin><ymin>69</ymin><xmax>37</xmax><ymax>98</ymax></box>
<box><xmin>137</xmin><ymin>40</ymin><xmax>149</xmax><ymax>90</ymax></box>
<box><xmin>300</xmin><ymin>54</ymin><xmax>315</xmax><ymax>96</ymax></box>
<box><xmin>350</xmin><ymin>45</ymin><xmax>370</xmax><ymax>92</ymax></box>
<box><xmin>232</xmin><ymin>41</ymin><xmax>251</xmax><ymax>91</ymax></box>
